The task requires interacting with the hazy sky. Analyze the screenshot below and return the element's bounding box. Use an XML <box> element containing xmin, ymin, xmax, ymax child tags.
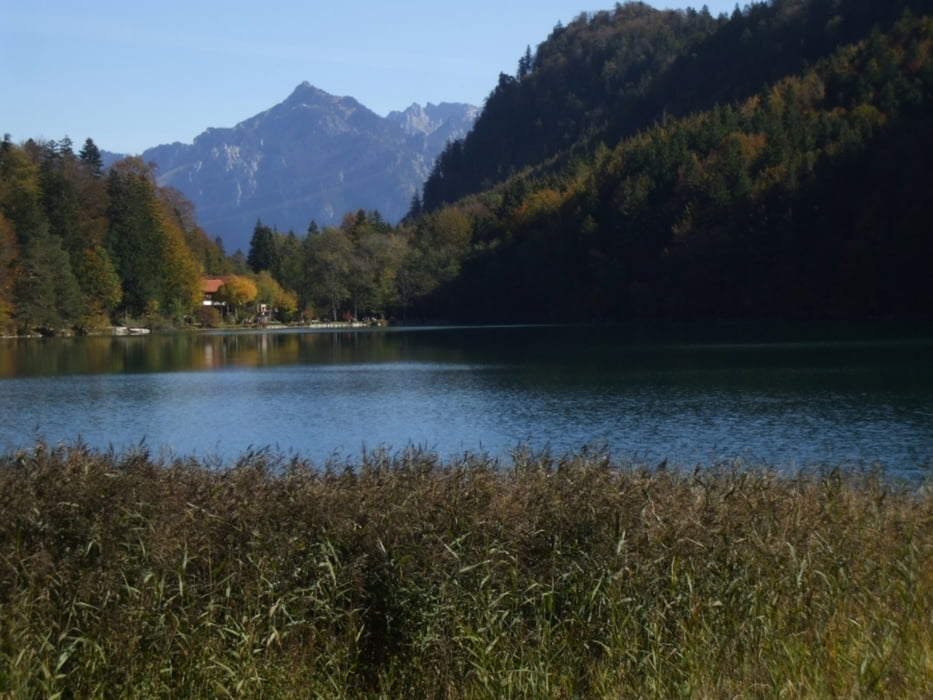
<box><xmin>3</xmin><ymin>0</ymin><xmax>738</xmax><ymax>154</ymax></box>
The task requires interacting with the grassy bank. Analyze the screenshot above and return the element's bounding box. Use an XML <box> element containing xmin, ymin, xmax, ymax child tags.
<box><xmin>1</xmin><ymin>444</ymin><xmax>931</xmax><ymax>697</ymax></box>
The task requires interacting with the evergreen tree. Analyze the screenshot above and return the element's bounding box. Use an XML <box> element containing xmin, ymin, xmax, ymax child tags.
<box><xmin>39</xmin><ymin>144</ymin><xmax>82</xmax><ymax>251</ymax></box>
<box><xmin>406</xmin><ymin>191</ymin><xmax>423</xmax><ymax>220</ymax></box>
<box><xmin>107</xmin><ymin>159</ymin><xmax>165</xmax><ymax>314</ymax></box>
<box><xmin>518</xmin><ymin>45</ymin><xmax>534</xmax><ymax>78</ymax></box>
<box><xmin>14</xmin><ymin>229</ymin><xmax>82</xmax><ymax>332</ymax></box>
<box><xmin>78</xmin><ymin>138</ymin><xmax>104</xmax><ymax>177</ymax></box>
<box><xmin>276</xmin><ymin>230</ymin><xmax>305</xmax><ymax>295</ymax></box>
<box><xmin>247</xmin><ymin>220</ymin><xmax>279</xmax><ymax>274</ymax></box>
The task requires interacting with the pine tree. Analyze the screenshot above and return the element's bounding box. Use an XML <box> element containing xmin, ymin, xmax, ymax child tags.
<box><xmin>247</xmin><ymin>220</ymin><xmax>279</xmax><ymax>274</ymax></box>
<box><xmin>78</xmin><ymin>138</ymin><xmax>104</xmax><ymax>177</ymax></box>
<box><xmin>14</xmin><ymin>229</ymin><xmax>82</xmax><ymax>332</ymax></box>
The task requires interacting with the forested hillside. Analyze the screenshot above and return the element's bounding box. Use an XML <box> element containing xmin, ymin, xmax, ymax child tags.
<box><xmin>0</xmin><ymin>137</ymin><xmax>227</xmax><ymax>334</ymax></box>
<box><xmin>414</xmin><ymin>0</ymin><xmax>933</xmax><ymax>321</ymax></box>
<box><xmin>422</xmin><ymin>0</ymin><xmax>933</xmax><ymax>211</ymax></box>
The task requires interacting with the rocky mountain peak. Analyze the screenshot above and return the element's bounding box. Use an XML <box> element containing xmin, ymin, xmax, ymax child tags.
<box><xmin>283</xmin><ymin>82</ymin><xmax>346</xmax><ymax>108</ymax></box>
<box><xmin>141</xmin><ymin>84</ymin><xmax>477</xmax><ymax>252</ymax></box>
<box><xmin>388</xmin><ymin>102</ymin><xmax>479</xmax><ymax>138</ymax></box>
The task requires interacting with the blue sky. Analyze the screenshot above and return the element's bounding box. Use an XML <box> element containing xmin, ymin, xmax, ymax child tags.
<box><xmin>3</xmin><ymin>1</ymin><xmax>738</xmax><ymax>155</ymax></box>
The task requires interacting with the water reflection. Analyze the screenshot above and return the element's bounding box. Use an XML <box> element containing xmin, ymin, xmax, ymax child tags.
<box><xmin>1</xmin><ymin>323</ymin><xmax>931</xmax><ymax>477</ymax></box>
<box><xmin>4</xmin><ymin>322</ymin><xmax>929</xmax><ymax>380</ymax></box>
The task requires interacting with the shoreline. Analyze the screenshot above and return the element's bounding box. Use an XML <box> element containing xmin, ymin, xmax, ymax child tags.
<box><xmin>0</xmin><ymin>319</ymin><xmax>389</xmax><ymax>340</ymax></box>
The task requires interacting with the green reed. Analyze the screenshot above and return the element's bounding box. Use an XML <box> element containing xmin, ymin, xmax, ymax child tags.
<box><xmin>1</xmin><ymin>442</ymin><xmax>931</xmax><ymax>697</ymax></box>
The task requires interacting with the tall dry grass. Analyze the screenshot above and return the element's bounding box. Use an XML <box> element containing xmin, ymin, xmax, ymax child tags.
<box><xmin>1</xmin><ymin>442</ymin><xmax>931</xmax><ymax>697</ymax></box>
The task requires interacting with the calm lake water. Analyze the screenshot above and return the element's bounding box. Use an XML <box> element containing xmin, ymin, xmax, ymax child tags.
<box><xmin>1</xmin><ymin>323</ymin><xmax>931</xmax><ymax>478</ymax></box>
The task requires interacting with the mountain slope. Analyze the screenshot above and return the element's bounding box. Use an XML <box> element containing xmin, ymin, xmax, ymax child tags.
<box><xmin>144</xmin><ymin>83</ymin><xmax>476</xmax><ymax>252</ymax></box>
<box><xmin>421</xmin><ymin>0</ymin><xmax>933</xmax><ymax>212</ymax></box>
<box><xmin>404</xmin><ymin>0</ymin><xmax>933</xmax><ymax>322</ymax></box>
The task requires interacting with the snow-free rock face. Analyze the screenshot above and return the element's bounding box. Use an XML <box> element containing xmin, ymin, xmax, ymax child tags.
<box><xmin>387</xmin><ymin>101</ymin><xmax>479</xmax><ymax>150</ymax></box>
<box><xmin>142</xmin><ymin>83</ymin><xmax>477</xmax><ymax>252</ymax></box>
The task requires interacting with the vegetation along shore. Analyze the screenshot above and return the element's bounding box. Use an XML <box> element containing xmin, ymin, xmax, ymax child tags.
<box><xmin>1</xmin><ymin>443</ymin><xmax>931</xmax><ymax>696</ymax></box>
<box><xmin>3</xmin><ymin>1</ymin><xmax>933</xmax><ymax>336</ymax></box>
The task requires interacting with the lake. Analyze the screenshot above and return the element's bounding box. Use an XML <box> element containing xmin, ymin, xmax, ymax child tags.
<box><xmin>1</xmin><ymin>323</ymin><xmax>931</xmax><ymax>478</ymax></box>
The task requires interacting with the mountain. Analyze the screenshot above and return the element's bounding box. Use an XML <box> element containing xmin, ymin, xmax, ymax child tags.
<box><xmin>142</xmin><ymin>83</ymin><xmax>477</xmax><ymax>252</ymax></box>
<box><xmin>387</xmin><ymin>102</ymin><xmax>479</xmax><ymax>154</ymax></box>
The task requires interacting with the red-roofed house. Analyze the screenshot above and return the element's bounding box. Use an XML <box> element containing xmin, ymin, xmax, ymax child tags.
<box><xmin>202</xmin><ymin>277</ymin><xmax>226</xmax><ymax>307</ymax></box>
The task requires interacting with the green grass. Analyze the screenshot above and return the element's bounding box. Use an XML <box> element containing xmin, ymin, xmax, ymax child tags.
<box><xmin>1</xmin><ymin>442</ymin><xmax>931</xmax><ymax>697</ymax></box>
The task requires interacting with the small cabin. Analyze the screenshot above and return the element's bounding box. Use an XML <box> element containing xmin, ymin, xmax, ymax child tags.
<box><xmin>202</xmin><ymin>277</ymin><xmax>226</xmax><ymax>307</ymax></box>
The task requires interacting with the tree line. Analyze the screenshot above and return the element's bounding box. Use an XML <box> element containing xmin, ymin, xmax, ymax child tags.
<box><xmin>235</xmin><ymin>205</ymin><xmax>472</xmax><ymax>324</ymax></box>
<box><xmin>0</xmin><ymin>135</ymin><xmax>472</xmax><ymax>333</ymax></box>
<box><xmin>3</xmin><ymin>0</ymin><xmax>932</xmax><ymax>333</ymax></box>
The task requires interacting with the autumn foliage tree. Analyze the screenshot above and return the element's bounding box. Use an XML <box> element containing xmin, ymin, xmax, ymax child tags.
<box><xmin>217</xmin><ymin>274</ymin><xmax>258</xmax><ymax>321</ymax></box>
<box><xmin>0</xmin><ymin>136</ymin><xmax>222</xmax><ymax>332</ymax></box>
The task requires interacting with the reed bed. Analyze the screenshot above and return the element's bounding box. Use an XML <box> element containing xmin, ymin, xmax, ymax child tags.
<box><xmin>1</xmin><ymin>442</ymin><xmax>931</xmax><ymax>698</ymax></box>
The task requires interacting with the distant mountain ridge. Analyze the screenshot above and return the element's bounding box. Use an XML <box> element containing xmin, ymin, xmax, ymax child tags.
<box><xmin>139</xmin><ymin>83</ymin><xmax>477</xmax><ymax>252</ymax></box>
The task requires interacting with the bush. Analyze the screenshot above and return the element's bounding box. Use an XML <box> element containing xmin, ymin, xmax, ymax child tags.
<box><xmin>193</xmin><ymin>305</ymin><xmax>223</xmax><ymax>328</ymax></box>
